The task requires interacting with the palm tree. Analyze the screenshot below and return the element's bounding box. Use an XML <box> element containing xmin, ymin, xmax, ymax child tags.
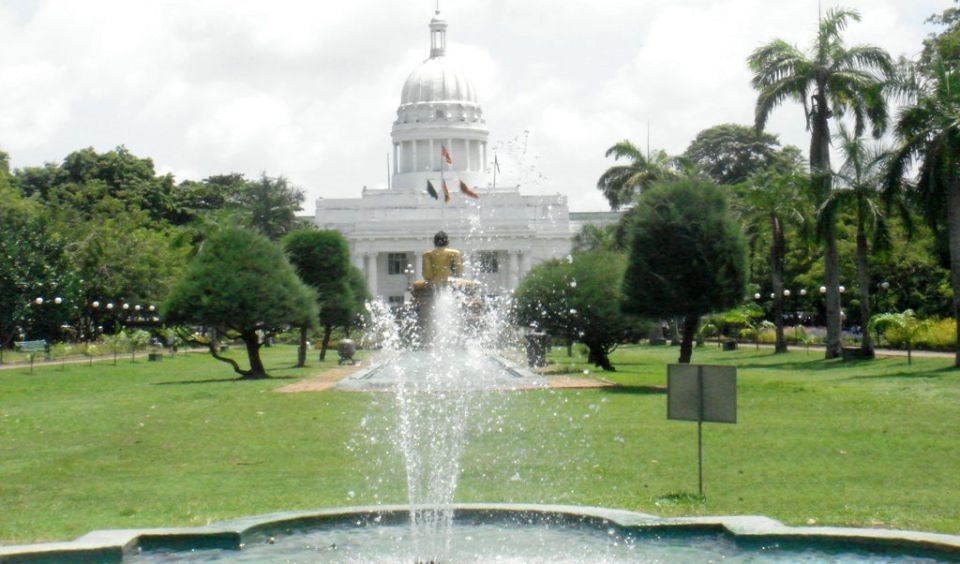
<box><xmin>829</xmin><ymin>124</ymin><xmax>905</xmax><ymax>358</ymax></box>
<box><xmin>748</xmin><ymin>8</ymin><xmax>893</xmax><ymax>359</ymax></box>
<box><xmin>885</xmin><ymin>59</ymin><xmax>960</xmax><ymax>367</ymax></box>
<box><xmin>597</xmin><ymin>141</ymin><xmax>677</xmax><ymax>210</ymax></box>
<box><xmin>733</xmin><ymin>167</ymin><xmax>810</xmax><ymax>353</ymax></box>
<box><xmin>572</xmin><ymin>223</ymin><xmax>619</xmax><ymax>254</ymax></box>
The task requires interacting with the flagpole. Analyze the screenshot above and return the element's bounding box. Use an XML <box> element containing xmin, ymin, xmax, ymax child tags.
<box><xmin>440</xmin><ymin>149</ymin><xmax>446</xmax><ymax>228</ymax></box>
<box><xmin>492</xmin><ymin>151</ymin><xmax>497</xmax><ymax>191</ymax></box>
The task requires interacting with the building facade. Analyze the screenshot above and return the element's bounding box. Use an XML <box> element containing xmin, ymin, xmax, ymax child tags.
<box><xmin>315</xmin><ymin>12</ymin><xmax>572</xmax><ymax>304</ymax></box>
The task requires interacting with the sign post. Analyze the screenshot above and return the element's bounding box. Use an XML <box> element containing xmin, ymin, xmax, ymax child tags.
<box><xmin>667</xmin><ymin>364</ymin><xmax>737</xmax><ymax>497</ymax></box>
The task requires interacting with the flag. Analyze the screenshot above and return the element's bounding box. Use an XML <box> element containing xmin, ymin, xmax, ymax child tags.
<box><xmin>442</xmin><ymin>180</ymin><xmax>451</xmax><ymax>203</ymax></box>
<box><xmin>459</xmin><ymin>180</ymin><xmax>479</xmax><ymax>199</ymax></box>
<box><xmin>494</xmin><ymin>153</ymin><xmax>500</xmax><ymax>173</ymax></box>
<box><xmin>441</xmin><ymin>145</ymin><xmax>453</xmax><ymax>165</ymax></box>
<box><xmin>426</xmin><ymin>180</ymin><xmax>439</xmax><ymax>200</ymax></box>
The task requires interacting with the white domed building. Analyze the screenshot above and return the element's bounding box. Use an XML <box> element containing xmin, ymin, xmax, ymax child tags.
<box><xmin>314</xmin><ymin>12</ymin><xmax>574</xmax><ymax>305</ymax></box>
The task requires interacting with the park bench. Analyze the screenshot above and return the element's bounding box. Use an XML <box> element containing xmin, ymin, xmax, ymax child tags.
<box><xmin>14</xmin><ymin>340</ymin><xmax>49</xmax><ymax>373</ymax></box>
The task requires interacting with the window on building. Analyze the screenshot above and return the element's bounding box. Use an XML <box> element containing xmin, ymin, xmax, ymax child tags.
<box><xmin>477</xmin><ymin>251</ymin><xmax>499</xmax><ymax>273</ymax></box>
<box><xmin>387</xmin><ymin>295</ymin><xmax>404</xmax><ymax>309</ymax></box>
<box><xmin>388</xmin><ymin>253</ymin><xmax>407</xmax><ymax>275</ymax></box>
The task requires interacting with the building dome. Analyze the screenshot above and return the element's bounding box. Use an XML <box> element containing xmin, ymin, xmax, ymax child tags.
<box><xmin>400</xmin><ymin>56</ymin><xmax>478</xmax><ymax>105</ymax></box>
<box><xmin>390</xmin><ymin>12</ymin><xmax>489</xmax><ymax>193</ymax></box>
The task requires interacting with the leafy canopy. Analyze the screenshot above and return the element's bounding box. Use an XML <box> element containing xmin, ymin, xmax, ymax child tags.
<box><xmin>162</xmin><ymin>227</ymin><xmax>317</xmax><ymax>335</ymax></box>
<box><xmin>622</xmin><ymin>179</ymin><xmax>748</xmax><ymax>319</ymax></box>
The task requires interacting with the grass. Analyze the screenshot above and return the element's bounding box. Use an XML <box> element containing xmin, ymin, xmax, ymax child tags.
<box><xmin>0</xmin><ymin>343</ymin><xmax>958</xmax><ymax>544</ymax></box>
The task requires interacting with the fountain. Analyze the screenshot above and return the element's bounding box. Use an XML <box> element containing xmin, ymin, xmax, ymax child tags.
<box><xmin>2</xmin><ymin>235</ymin><xmax>960</xmax><ymax>562</ymax></box>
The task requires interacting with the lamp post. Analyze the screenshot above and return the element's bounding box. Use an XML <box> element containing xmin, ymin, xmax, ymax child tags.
<box><xmin>839</xmin><ymin>285</ymin><xmax>846</xmax><ymax>336</ymax></box>
<box><xmin>88</xmin><ymin>300</ymin><xmax>101</xmax><ymax>341</ymax></box>
<box><xmin>798</xmin><ymin>288</ymin><xmax>808</xmax><ymax>324</ymax></box>
<box><xmin>32</xmin><ymin>295</ymin><xmax>65</xmax><ymax>342</ymax></box>
<box><xmin>875</xmin><ymin>281</ymin><xmax>891</xmax><ymax>346</ymax></box>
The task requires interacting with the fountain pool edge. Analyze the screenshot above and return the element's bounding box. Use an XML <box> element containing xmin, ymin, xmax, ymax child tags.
<box><xmin>2</xmin><ymin>503</ymin><xmax>960</xmax><ymax>562</ymax></box>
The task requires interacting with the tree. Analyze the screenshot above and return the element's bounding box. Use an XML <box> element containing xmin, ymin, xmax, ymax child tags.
<box><xmin>0</xmin><ymin>150</ymin><xmax>12</xmax><ymax>192</ymax></box>
<box><xmin>749</xmin><ymin>8</ymin><xmax>893</xmax><ymax>359</ymax></box>
<box><xmin>239</xmin><ymin>174</ymin><xmax>306</xmax><ymax>241</ymax></box>
<box><xmin>513</xmin><ymin>259</ymin><xmax>577</xmax><ymax>352</ymax></box>
<box><xmin>733</xmin><ymin>164</ymin><xmax>810</xmax><ymax>353</ymax></box>
<box><xmin>829</xmin><ymin>124</ymin><xmax>905</xmax><ymax>357</ymax></box>
<box><xmin>572</xmin><ymin>223</ymin><xmax>620</xmax><ymax>254</ymax></box>
<box><xmin>22</xmin><ymin>146</ymin><xmax>185</xmax><ymax>225</ymax></box>
<box><xmin>868</xmin><ymin>310</ymin><xmax>929</xmax><ymax>365</ymax></box>
<box><xmin>621</xmin><ymin>179</ymin><xmax>749</xmax><ymax>364</ymax></box>
<box><xmin>514</xmin><ymin>251</ymin><xmax>643</xmax><ymax>371</ymax></box>
<box><xmin>885</xmin><ymin>57</ymin><xmax>960</xmax><ymax>366</ymax></box>
<box><xmin>283</xmin><ymin>229</ymin><xmax>356</xmax><ymax>365</ymax></box>
<box><xmin>161</xmin><ymin>227</ymin><xmax>317</xmax><ymax>379</ymax></box>
<box><xmin>597</xmin><ymin>141</ymin><xmax>678</xmax><ymax>210</ymax></box>
<box><xmin>0</xmin><ymin>201</ymin><xmax>75</xmax><ymax>356</ymax></box>
<box><xmin>682</xmin><ymin>123</ymin><xmax>787</xmax><ymax>186</ymax></box>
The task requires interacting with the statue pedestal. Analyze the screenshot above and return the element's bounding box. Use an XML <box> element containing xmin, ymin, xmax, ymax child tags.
<box><xmin>407</xmin><ymin>278</ymin><xmax>485</xmax><ymax>348</ymax></box>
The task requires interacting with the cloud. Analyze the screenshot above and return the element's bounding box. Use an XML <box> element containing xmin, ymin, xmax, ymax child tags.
<box><xmin>0</xmin><ymin>0</ymin><xmax>946</xmax><ymax>214</ymax></box>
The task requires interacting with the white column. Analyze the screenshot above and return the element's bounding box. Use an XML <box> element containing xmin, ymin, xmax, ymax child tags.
<box><xmin>414</xmin><ymin>251</ymin><xmax>423</xmax><ymax>280</ymax></box>
<box><xmin>509</xmin><ymin>250</ymin><xmax>520</xmax><ymax>290</ymax></box>
<box><xmin>517</xmin><ymin>250</ymin><xmax>527</xmax><ymax>282</ymax></box>
<box><xmin>393</xmin><ymin>143</ymin><xmax>399</xmax><ymax>174</ymax></box>
<box><xmin>429</xmin><ymin>139</ymin><xmax>435</xmax><ymax>171</ymax></box>
<box><xmin>367</xmin><ymin>253</ymin><xmax>379</xmax><ymax>296</ymax></box>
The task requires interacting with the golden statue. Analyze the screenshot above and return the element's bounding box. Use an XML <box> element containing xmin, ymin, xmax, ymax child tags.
<box><xmin>421</xmin><ymin>231</ymin><xmax>462</xmax><ymax>287</ymax></box>
<box><xmin>404</xmin><ymin>230</ymin><xmax>485</xmax><ymax>348</ymax></box>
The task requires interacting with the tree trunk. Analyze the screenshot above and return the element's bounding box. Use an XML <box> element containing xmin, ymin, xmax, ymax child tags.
<box><xmin>855</xmin><ymin>206</ymin><xmax>875</xmax><ymax>358</ymax></box>
<box><xmin>319</xmin><ymin>324</ymin><xmax>333</xmax><ymax>361</ymax></box>
<box><xmin>296</xmin><ymin>325</ymin><xmax>307</xmax><ymax>367</ymax></box>
<box><xmin>770</xmin><ymin>214</ymin><xmax>787</xmax><ymax>353</ymax></box>
<box><xmin>587</xmin><ymin>343</ymin><xmax>615</xmax><ymax>371</ymax></box>
<box><xmin>678</xmin><ymin>313</ymin><xmax>700</xmax><ymax>364</ymax></box>
<box><xmin>241</xmin><ymin>331</ymin><xmax>268</xmax><ymax>379</ymax></box>
<box><xmin>946</xmin><ymin>175</ymin><xmax>960</xmax><ymax>368</ymax></box>
<box><xmin>811</xmin><ymin>90</ymin><xmax>842</xmax><ymax>359</ymax></box>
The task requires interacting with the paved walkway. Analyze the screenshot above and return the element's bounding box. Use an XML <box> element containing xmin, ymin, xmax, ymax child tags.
<box><xmin>730</xmin><ymin>342</ymin><xmax>955</xmax><ymax>359</ymax></box>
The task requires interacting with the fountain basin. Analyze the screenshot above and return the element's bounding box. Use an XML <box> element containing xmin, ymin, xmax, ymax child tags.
<box><xmin>2</xmin><ymin>504</ymin><xmax>959</xmax><ymax>562</ymax></box>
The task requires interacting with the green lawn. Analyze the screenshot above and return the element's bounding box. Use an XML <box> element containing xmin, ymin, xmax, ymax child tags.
<box><xmin>1</xmin><ymin>343</ymin><xmax>958</xmax><ymax>544</ymax></box>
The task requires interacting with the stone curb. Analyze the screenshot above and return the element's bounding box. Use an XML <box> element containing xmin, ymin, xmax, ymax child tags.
<box><xmin>2</xmin><ymin>503</ymin><xmax>959</xmax><ymax>562</ymax></box>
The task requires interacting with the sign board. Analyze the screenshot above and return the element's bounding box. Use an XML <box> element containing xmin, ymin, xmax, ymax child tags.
<box><xmin>667</xmin><ymin>364</ymin><xmax>737</xmax><ymax>424</ymax></box>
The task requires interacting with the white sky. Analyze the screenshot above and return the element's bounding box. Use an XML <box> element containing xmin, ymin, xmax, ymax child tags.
<box><xmin>0</xmin><ymin>0</ymin><xmax>949</xmax><ymax>212</ymax></box>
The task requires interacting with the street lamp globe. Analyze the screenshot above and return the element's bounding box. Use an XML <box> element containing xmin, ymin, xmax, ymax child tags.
<box><xmin>34</xmin><ymin>297</ymin><xmax>43</xmax><ymax>305</ymax></box>
<box><xmin>819</xmin><ymin>286</ymin><xmax>827</xmax><ymax>294</ymax></box>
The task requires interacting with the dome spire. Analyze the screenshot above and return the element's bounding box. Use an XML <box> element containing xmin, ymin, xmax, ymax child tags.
<box><xmin>429</xmin><ymin>9</ymin><xmax>447</xmax><ymax>58</ymax></box>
